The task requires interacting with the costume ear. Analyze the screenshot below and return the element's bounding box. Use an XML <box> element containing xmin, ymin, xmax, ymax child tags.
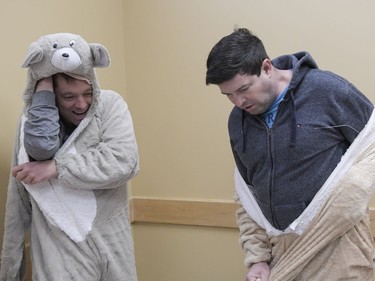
<box><xmin>90</xmin><ymin>43</ymin><xmax>110</xmax><ymax>68</ymax></box>
<box><xmin>21</xmin><ymin>42</ymin><xmax>44</xmax><ymax>68</ymax></box>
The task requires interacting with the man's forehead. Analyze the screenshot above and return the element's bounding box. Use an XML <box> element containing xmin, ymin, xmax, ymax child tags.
<box><xmin>64</xmin><ymin>73</ymin><xmax>92</xmax><ymax>85</ymax></box>
<box><xmin>219</xmin><ymin>74</ymin><xmax>253</xmax><ymax>93</ymax></box>
<box><xmin>55</xmin><ymin>77</ymin><xmax>92</xmax><ymax>94</ymax></box>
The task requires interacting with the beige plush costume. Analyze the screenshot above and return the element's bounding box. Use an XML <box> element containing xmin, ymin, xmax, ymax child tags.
<box><xmin>236</xmin><ymin>110</ymin><xmax>375</xmax><ymax>280</ymax></box>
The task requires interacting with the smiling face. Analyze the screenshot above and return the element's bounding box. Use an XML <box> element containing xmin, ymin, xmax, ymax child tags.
<box><xmin>218</xmin><ymin>59</ymin><xmax>278</xmax><ymax>115</ymax></box>
<box><xmin>54</xmin><ymin>73</ymin><xmax>93</xmax><ymax>126</ymax></box>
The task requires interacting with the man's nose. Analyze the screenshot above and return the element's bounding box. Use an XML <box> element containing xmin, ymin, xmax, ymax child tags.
<box><xmin>75</xmin><ymin>96</ymin><xmax>87</xmax><ymax>109</ymax></box>
<box><xmin>232</xmin><ymin>94</ymin><xmax>247</xmax><ymax>107</ymax></box>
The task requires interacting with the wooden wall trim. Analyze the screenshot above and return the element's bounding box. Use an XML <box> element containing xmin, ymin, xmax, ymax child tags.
<box><xmin>130</xmin><ymin>197</ymin><xmax>375</xmax><ymax>234</ymax></box>
<box><xmin>130</xmin><ymin>197</ymin><xmax>239</xmax><ymax>228</ymax></box>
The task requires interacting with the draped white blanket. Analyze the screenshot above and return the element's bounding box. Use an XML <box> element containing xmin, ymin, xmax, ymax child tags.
<box><xmin>18</xmin><ymin>114</ymin><xmax>97</xmax><ymax>243</ymax></box>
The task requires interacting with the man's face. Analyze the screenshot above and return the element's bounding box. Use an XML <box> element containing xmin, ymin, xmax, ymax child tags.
<box><xmin>54</xmin><ymin>74</ymin><xmax>93</xmax><ymax>126</ymax></box>
<box><xmin>218</xmin><ymin>60</ymin><xmax>277</xmax><ymax>115</ymax></box>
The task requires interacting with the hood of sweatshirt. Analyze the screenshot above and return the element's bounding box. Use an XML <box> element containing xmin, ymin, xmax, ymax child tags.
<box><xmin>241</xmin><ymin>52</ymin><xmax>319</xmax><ymax>149</ymax></box>
<box><xmin>273</xmin><ymin>51</ymin><xmax>318</xmax><ymax>95</ymax></box>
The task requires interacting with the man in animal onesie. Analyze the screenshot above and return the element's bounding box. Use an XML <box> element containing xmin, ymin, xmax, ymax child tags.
<box><xmin>0</xmin><ymin>33</ymin><xmax>139</xmax><ymax>281</ymax></box>
<box><xmin>206</xmin><ymin>27</ymin><xmax>375</xmax><ymax>280</ymax></box>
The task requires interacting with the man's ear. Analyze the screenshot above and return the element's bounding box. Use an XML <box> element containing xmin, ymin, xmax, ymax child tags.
<box><xmin>21</xmin><ymin>42</ymin><xmax>44</xmax><ymax>68</ymax></box>
<box><xmin>90</xmin><ymin>43</ymin><xmax>110</xmax><ymax>68</ymax></box>
<box><xmin>261</xmin><ymin>59</ymin><xmax>273</xmax><ymax>76</ymax></box>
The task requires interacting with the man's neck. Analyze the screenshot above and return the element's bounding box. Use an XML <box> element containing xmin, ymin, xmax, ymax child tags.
<box><xmin>60</xmin><ymin>116</ymin><xmax>77</xmax><ymax>136</ymax></box>
<box><xmin>275</xmin><ymin>69</ymin><xmax>293</xmax><ymax>94</ymax></box>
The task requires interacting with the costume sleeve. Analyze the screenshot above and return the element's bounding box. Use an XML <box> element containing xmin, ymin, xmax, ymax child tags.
<box><xmin>24</xmin><ymin>90</ymin><xmax>60</xmax><ymax>160</ymax></box>
<box><xmin>231</xmin><ymin>138</ymin><xmax>271</xmax><ymax>266</ymax></box>
<box><xmin>0</xmin><ymin>129</ymin><xmax>32</xmax><ymax>281</ymax></box>
<box><xmin>234</xmin><ymin>192</ymin><xmax>272</xmax><ymax>268</ymax></box>
<box><xmin>55</xmin><ymin>91</ymin><xmax>139</xmax><ymax>189</ymax></box>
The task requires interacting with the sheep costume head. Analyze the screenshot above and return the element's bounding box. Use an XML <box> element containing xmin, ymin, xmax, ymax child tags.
<box><xmin>21</xmin><ymin>32</ymin><xmax>110</xmax><ymax>107</ymax></box>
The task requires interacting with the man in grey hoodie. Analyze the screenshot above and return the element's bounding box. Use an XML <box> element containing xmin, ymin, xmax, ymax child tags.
<box><xmin>206</xmin><ymin>28</ymin><xmax>374</xmax><ymax>281</ymax></box>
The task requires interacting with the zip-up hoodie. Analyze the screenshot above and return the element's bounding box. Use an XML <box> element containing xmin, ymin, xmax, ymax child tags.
<box><xmin>229</xmin><ymin>52</ymin><xmax>374</xmax><ymax>230</ymax></box>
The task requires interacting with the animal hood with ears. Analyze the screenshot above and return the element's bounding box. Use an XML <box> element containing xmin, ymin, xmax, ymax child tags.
<box><xmin>21</xmin><ymin>32</ymin><xmax>111</xmax><ymax>106</ymax></box>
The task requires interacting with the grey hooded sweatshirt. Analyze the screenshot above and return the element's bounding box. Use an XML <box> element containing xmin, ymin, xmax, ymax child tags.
<box><xmin>229</xmin><ymin>52</ymin><xmax>374</xmax><ymax>230</ymax></box>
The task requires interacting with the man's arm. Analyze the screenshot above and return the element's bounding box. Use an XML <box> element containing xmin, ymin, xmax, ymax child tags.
<box><xmin>16</xmin><ymin>92</ymin><xmax>138</xmax><ymax>188</ymax></box>
<box><xmin>55</xmin><ymin>91</ymin><xmax>139</xmax><ymax>189</ymax></box>
<box><xmin>336</xmin><ymin>82</ymin><xmax>373</xmax><ymax>142</ymax></box>
<box><xmin>246</xmin><ymin>262</ymin><xmax>270</xmax><ymax>281</ymax></box>
<box><xmin>12</xmin><ymin>159</ymin><xmax>57</xmax><ymax>185</ymax></box>
<box><xmin>24</xmin><ymin>77</ymin><xmax>60</xmax><ymax>161</ymax></box>
<box><xmin>235</xmin><ymin>193</ymin><xmax>272</xmax><ymax>281</ymax></box>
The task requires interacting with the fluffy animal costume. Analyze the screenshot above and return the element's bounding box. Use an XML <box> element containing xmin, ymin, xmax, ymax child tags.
<box><xmin>0</xmin><ymin>33</ymin><xmax>139</xmax><ymax>281</ymax></box>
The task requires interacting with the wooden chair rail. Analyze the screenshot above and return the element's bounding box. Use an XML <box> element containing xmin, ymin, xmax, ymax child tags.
<box><xmin>130</xmin><ymin>197</ymin><xmax>375</xmax><ymax>236</ymax></box>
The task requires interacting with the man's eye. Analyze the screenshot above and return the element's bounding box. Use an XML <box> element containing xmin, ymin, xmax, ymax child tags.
<box><xmin>64</xmin><ymin>96</ymin><xmax>74</xmax><ymax>101</ymax></box>
<box><xmin>239</xmin><ymin>87</ymin><xmax>249</xmax><ymax>92</ymax></box>
<box><xmin>84</xmin><ymin>93</ymin><xmax>93</xmax><ymax>97</ymax></box>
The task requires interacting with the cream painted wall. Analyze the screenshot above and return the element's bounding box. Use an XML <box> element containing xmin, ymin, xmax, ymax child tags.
<box><xmin>125</xmin><ymin>0</ymin><xmax>375</xmax><ymax>200</ymax></box>
<box><xmin>1</xmin><ymin>1</ymin><xmax>375</xmax><ymax>281</ymax></box>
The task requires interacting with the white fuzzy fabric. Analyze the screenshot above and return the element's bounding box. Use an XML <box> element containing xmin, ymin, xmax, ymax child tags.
<box><xmin>18</xmin><ymin>115</ymin><xmax>97</xmax><ymax>243</ymax></box>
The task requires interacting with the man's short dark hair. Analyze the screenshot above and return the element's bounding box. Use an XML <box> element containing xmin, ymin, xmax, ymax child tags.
<box><xmin>53</xmin><ymin>72</ymin><xmax>77</xmax><ymax>84</ymax></box>
<box><xmin>206</xmin><ymin>27</ymin><xmax>269</xmax><ymax>85</ymax></box>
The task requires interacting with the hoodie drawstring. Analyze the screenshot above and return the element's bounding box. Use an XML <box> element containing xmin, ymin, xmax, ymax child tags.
<box><xmin>289</xmin><ymin>91</ymin><xmax>297</xmax><ymax>148</ymax></box>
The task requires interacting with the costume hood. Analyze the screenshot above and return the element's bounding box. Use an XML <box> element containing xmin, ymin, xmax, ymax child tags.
<box><xmin>21</xmin><ymin>32</ymin><xmax>110</xmax><ymax>107</ymax></box>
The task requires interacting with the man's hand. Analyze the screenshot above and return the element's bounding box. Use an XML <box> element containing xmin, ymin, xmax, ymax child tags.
<box><xmin>35</xmin><ymin>76</ymin><xmax>53</xmax><ymax>92</ymax></box>
<box><xmin>12</xmin><ymin>160</ymin><xmax>58</xmax><ymax>185</ymax></box>
<box><xmin>246</xmin><ymin>262</ymin><xmax>270</xmax><ymax>281</ymax></box>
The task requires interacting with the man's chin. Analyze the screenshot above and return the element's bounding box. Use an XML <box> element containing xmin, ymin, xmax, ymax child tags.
<box><xmin>70</xmin><ymin>116</ymin><xmax>86</xmax><ymax>126</ymax></box>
